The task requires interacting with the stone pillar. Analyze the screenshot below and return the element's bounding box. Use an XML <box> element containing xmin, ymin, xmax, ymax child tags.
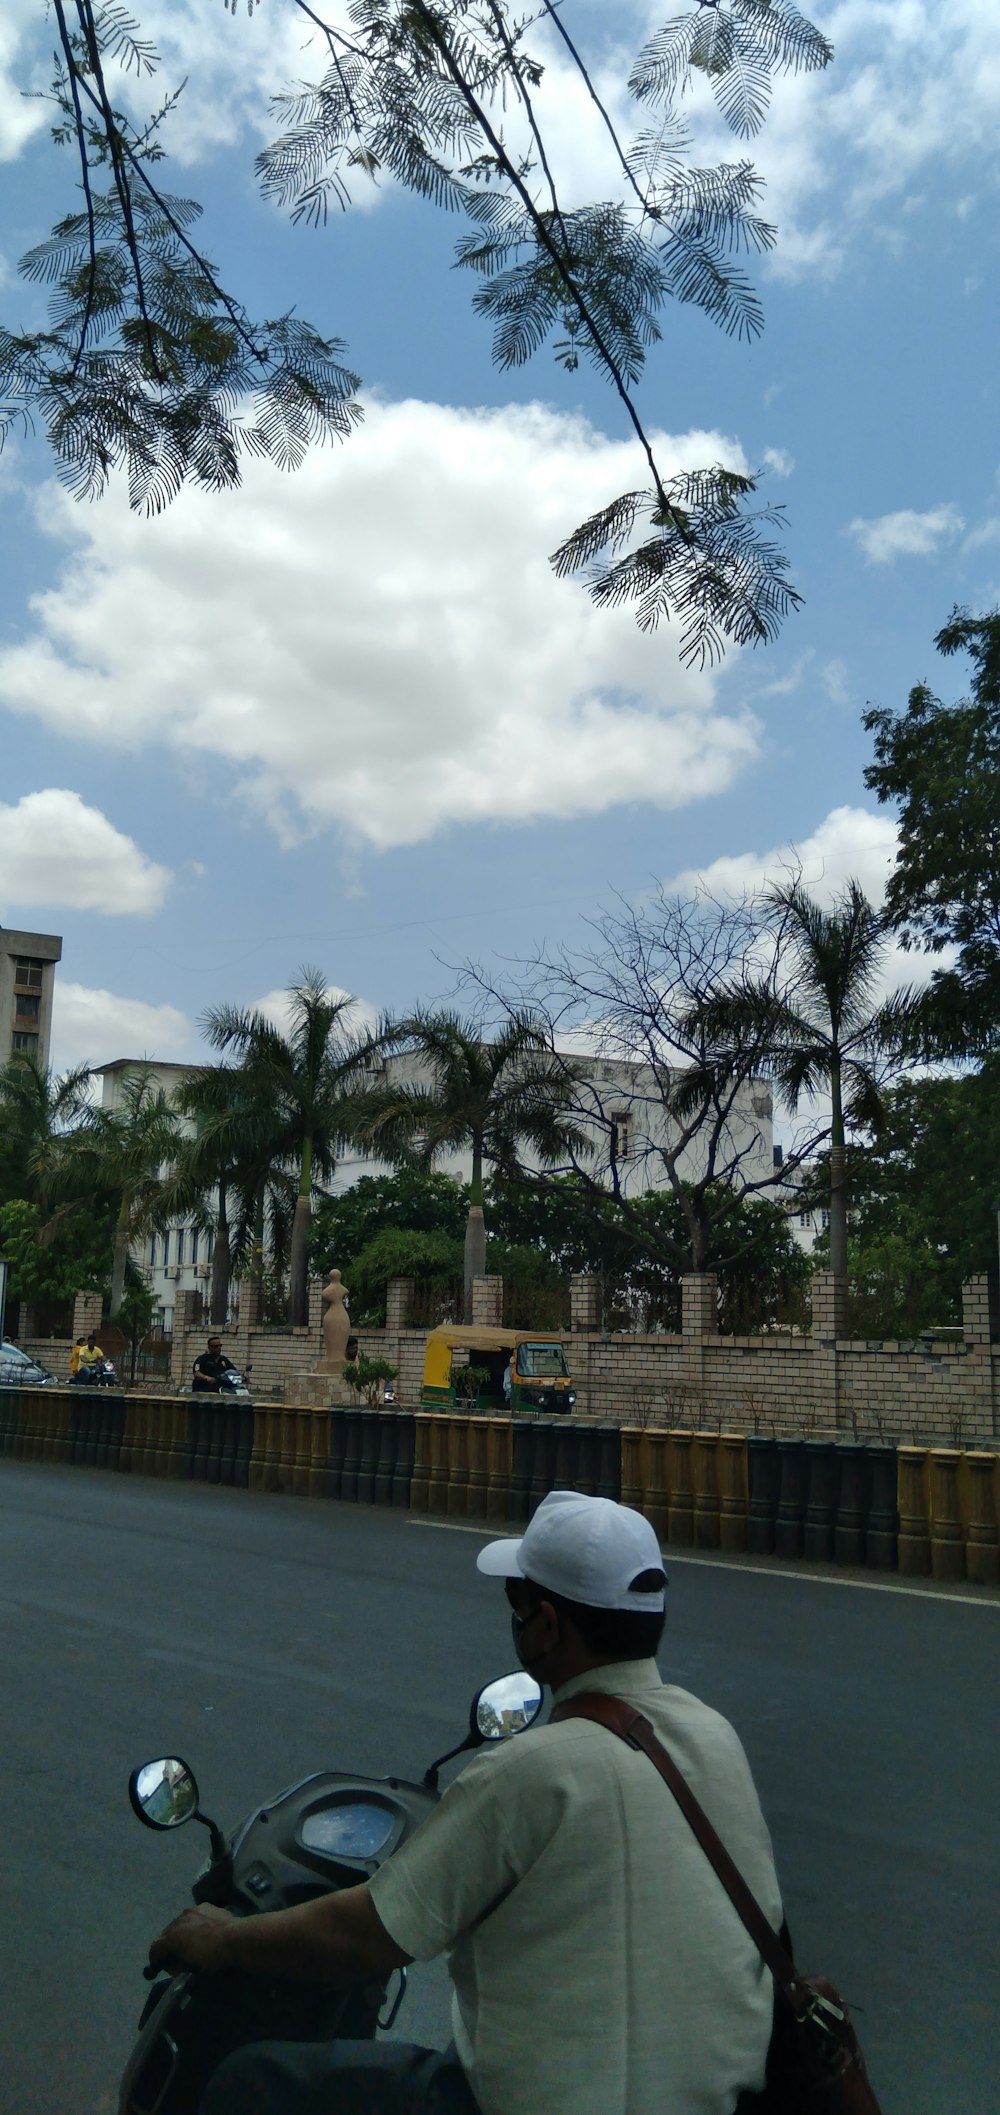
<box><xmin>682</xmin><ymin>1274</ymin><xmax>718</xmax><ymax>1338</ymax></box>
<box><xmin>809</xmin><ymin>1269</ymin><xmax>844</xmax><ymax>1431</ymax></box>
<box><xmin>307</xmin><ymin>1276</ymin><xmax>324</xmax><ymax>1337</ymax></box>
<box><xmin>570</xmin><ymin>1274</ymin><xmax>602</xmax><ymax>1332</ymax></box>
<box><xmin>17</xmin><ymin>1302</ymin><xmax>38</xmax><ymax>1338</ymax></box>
<box><xmin>811</xmin><ymin>1269</ymin><xmax>848</xmax><ymax>1340</ymax></box>
<box><xmin>170</xmin><ymin>1287</ymin><xmax>204</xmax><ymax>1382</ymax></box>
<box><xmin>239</xmin><ymin>1277</ymin><xmax>263</xmax><ymax>1331</ymax></box>
<box><xmin>961</xmin><ymin>1275</ymin><xmax>998</xmax><ymax>1441</ymax></box>
<box><xmin>680</xmin><ymin>1274</ymin><xmax>716</xmax><ymax>1419</ymax></box>
<box><xmin>72</xmin><ymin>1289</ymin><xmax>104</xmax><ymax>1341</ymax></box>
<box><xmin>962</xmin><ymin>1275</ymin><xmax>993</xmax><ymax>1344</ymax></box>
<box><xmin>472</xmin><ymin>1275</ymin><xmax>503</xmax><ymax>1327</ymax></box>
<box><xmin>386</xmin><ymin>1279</ymin><xmax>415</xmax><ymax>1332</ymax></box>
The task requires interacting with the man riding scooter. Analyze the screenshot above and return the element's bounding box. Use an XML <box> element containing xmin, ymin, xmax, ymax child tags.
<box><xmin>191</xmin><ymin>1337</ymin><xmax>236</xmax><ymax>1394</ymax></box>
<box><xmin>149</xmin><ymin>1491</ymin><xmax>782</xmax><ymax>2115</ymax></box>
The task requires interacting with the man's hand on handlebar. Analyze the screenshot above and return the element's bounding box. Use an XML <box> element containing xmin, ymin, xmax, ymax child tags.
<box><xmin>150</xmin><ymin>1903</ymin><xmax>235</xmax><ymax>1975</ymax></box>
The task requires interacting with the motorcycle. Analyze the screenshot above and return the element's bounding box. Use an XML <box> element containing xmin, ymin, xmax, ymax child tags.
<box><xmin>120</xmin><ymin>1668</ymin><xmax>543</xmax><ymax>2115</ymax></box>
<box><xmin>186</xmin><ymin>1364</ymin><xmax>252</xmax><ymax>1403</ymax></box>
<box><xmin>76</xmin><ymin>1357</ymin><xmax>122</xmax><ymax>1388</ymax></box>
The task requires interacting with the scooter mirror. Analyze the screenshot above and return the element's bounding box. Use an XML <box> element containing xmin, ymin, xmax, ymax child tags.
<box><xmin>474</xmin><ymin>1672</ymin><xmax>543</xmax><ymax>1742</ymax></box>
<box><xmin>129</xmin><ymin>1757</ymin><xmax>199</xmax><ymax>1831</ymax></box>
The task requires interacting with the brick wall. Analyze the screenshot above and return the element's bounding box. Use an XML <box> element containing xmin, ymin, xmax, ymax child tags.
<box><xmin>16</xmin><ymin>1270</ymin><xmax>1000</xmax><ymax>1448</ymax></box>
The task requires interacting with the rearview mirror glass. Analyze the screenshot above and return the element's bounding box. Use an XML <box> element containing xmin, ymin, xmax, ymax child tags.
<box><xmin>474</xmin><ymin>1672</ymin><xmax>543</xmax><ymax>1741</ymax></box>
<box><xmin>129</xmin><ymin>1757</ymin><xmax>199</xmax><ymax>1830</ymax></box>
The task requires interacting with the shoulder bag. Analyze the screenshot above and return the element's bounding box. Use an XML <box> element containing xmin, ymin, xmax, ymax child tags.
<box><xmin>552</xmin><ymin>1692</ymin><xmax>884</xmax><ymax>2115</ymax></box>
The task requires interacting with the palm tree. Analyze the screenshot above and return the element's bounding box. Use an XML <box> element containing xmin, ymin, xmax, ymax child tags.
<box><xmin>697</xmin><ymin>878</ymin><xmax>920</xmax><ymax>1289</ymax></box>
<box><xmin>356</xmin><ymin>1011</ymin><xmax>583</xmax><ymax>1321</ymax></box>
<box><xmin>202</xmin><ymin>971</ymin><xmax>370</xmax><ymax>1326</ymax></box>
<box><xmin>0</xmin><ymin>1054</ymin><xmax>93</xmax><ymax>1207</ymax></box>
<box><xmin>83</xmin><ymin>1069</ymin><xmax>180</xmax><ymax>1318</ymax></box>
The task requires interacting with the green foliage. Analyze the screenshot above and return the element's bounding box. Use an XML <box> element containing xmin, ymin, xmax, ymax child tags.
<box><xmin>815</xmin><ymin>1062</ymin><xmax>1000</xmax><ymax>1333</ymax></box>
<box><xmin>342</xmin><ymin>1352</ymin><xmax>399</xmax><ymax>1406</ymax></box>
<box><xmin>864</xmin><ymin>607</ymin><xmax>1000</xmax><ymax>1042</ymax></box>
<box><xmin>0</xmin><ymin>1198</ymin><xmax>110</xmax><ymax>1307</ymax></box>
<box><xmin>1</xmin><ymin>0</ymin><xmax>833</xmax><ymax>659</ymax></box>
<box><xmin>346</xmin><ymin>1227</ymin><xmax>464</xmax><ymax>1324</ymax></box>
<box><xmin>451</xmin><ymin>1363</ymin><xmax>490</xmax><ymax>1404</ymax></box>
<box><xmin>204</xmin><ymin>968</ymin><xmax>373</xmax><ymax>1325</ymax></box>
<box><xmin>310</xmin><ymin>1168</ymin><xmax>470</xmax><ymax>1274</ymax></box>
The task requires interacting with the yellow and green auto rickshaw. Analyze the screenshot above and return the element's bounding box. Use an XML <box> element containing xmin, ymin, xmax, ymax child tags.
<box><xmin>420</xmin><ymin>1327</ymin><xmax>577</xmax><ymax>1415</ymax></box>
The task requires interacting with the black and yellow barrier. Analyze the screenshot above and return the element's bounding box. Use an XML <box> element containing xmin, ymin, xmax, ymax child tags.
<box><xmin>4</xmin><ymin>1391</ymin><xmax>998</xmax><ymax>1585</ymax></box>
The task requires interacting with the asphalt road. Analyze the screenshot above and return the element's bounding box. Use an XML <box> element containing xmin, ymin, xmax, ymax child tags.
<box><xmin>2</xmin><ymin>1462</ymin><xmax>997</xmax><ymax>2115</ymax></box>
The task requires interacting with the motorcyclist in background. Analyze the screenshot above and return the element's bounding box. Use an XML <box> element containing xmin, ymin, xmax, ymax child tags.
<box><xmin>72</xmin><ymin>1331</ymin><xmax>106</xmax><ymax>1378</ymax></box>
<box><xmin>191</xmin><ymin>1337</ymin><xmax>236</xmax><ymax>1394</ymax></box>
<box><xmin>148</xmin><ymin>1492</ymin><xmax>782</xmax><ymax>2115</ymax></box>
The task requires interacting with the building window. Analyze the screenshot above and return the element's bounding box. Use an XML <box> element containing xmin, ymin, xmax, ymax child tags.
<box><xmin>190</xmin><ymin>1229</ymin><xmax>199</xmax><ymax>1268</ymax></box>
<box><xmin>162</xmin><ymin>1231</ymin><xmax>170</xmax><ymax>1268</ymax></box>
<box><xmin>13</xmin><ymin>958</ymin><xmax>44</xmax><ymax>991</ymax></box>
<box><xmin>176</xmin><ymin>1228</ymin><xmax>186</xmax><ymax>1268</ymax></box>
<box><xmin>149</xmin><ymin>1237</ymin><xmax>157</xmax><ymax>1269</ymax></box>
<box><xmin>11</xmin><ymin>1031</ymin><xmax>39</xmax><ymax>1053</ymax></box>
<box><xmin>14</xmin><ymin>993</ymin><xmax>41</xmax><ymax>1020</ymax></box>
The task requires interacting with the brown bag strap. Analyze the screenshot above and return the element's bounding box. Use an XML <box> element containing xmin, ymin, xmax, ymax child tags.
<box><xmin>552</xmin><ymin>1692</ymin><xmax>818</xmax><ymax>2024</ymax></box>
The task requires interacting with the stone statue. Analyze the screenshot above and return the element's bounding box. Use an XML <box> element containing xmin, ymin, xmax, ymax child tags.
<box><xmin>320</xmin><ymin>1268</ymin><xmax>351</xmax><ymax>1374</ymax></box>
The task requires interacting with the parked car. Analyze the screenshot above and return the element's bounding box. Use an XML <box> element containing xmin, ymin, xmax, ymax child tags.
<box><xmin>0</xmin><ymin>1339</ymin><xmax>59</xmax><ymax>1387</ymax></box>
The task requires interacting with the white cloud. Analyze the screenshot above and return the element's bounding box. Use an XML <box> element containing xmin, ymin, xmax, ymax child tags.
<box><xmin>962</xmin><ymin>516</ymin><xmax>1000</xmax><ymax>555</ymax></box>
<box><xmin>846</xmin><ymin>504</ymin><xmax>965</xmax><ymax>565</ymax></box>
<box><xmin>0</xmin><ymin>2</ymin><xmax>47</xmax><ymax>162</ymax></box>
<box><xmin>251</xmin><ymin>985</ymin><xmax>378</xmax><ymax>1041</ymax></box>
<box><xmin>818</xmin><ymin>658</ymin><xmax>851</xmax><ymax>707</ymax></box>
<box><xmin>761</xmin><ymin>447</ymin><xmax>795</xmax><ymax>479</ymax></box>
<box><xmin>0</xmin><ymin>790</ymin><xmax>171</xmax><ymax>914</ymax></box>
<box><xmin>0</xmin><ymin>398</ymin><xmax>761</xmax><ymax>851</ymax></box>
<box><xmin>50</xmin><ymin>984</ymin><xmax>194</xmax><ymax>1075</ymax></box>
<box><xmin>666</xmin><ymin>804</ymin><xmax>901</xmax><ymax>912</ymax></box>
<box><xmin>664</xmin><ymin>803</ymin><xmax>944</xmax><ymax>1000</ymax></box>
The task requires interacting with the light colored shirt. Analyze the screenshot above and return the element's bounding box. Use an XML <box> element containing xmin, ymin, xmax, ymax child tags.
<box><xmin>369</xmin><ymin>1659</ymin><xmax>781</xmax><ymax>2115</ymax></box>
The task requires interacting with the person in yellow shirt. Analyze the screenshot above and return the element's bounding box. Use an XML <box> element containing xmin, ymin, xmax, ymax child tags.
<box><xmin>74</xmin><ymin>1331</ymin><xmax>105</xmax><ymax>1377</ymax></box>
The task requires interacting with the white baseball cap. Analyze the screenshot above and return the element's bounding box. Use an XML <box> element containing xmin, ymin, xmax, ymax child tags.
<box><xmin>477</xmin><ymin>1491</ymin><xmax>667</xmax><ymax>1612</ymax></box>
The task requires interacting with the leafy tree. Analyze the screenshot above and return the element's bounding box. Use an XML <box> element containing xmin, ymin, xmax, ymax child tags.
<box><xmin>816</xmin><ymin>1063</ymin><xmax>1000</xmax><ymax>1332</ymax></box>
<box><xmin>203</xmin><ymin>971</ymin><xmax>371</xmax><ymax>1325</ymax></box>
<box><xmin>864</xmin><ymin>607</ymin><xmax>1000</xmax><ymax>1045</ymax></box>
<box><xmin>0</xmin><ymin>1198</ymin><xmax>111</xmax><ymax>1311</ymax></box>
<box><xmin>83</xmin><ymin>1067</ymin><xmax>180</xmax><ymax>1316</ymax></box>
<box><xmin>1</xmin><ymin>2</ymin><xmax>832</xmax><ymax>661</ymax></box>
<box><xmin>167</xmin><ymin>1061</ymin><xmax>296</xmax><ymax>1325</ymax></box>
<box><xmin>694</xmin><ymin>878</ymin><xmax>923</xmax><ymax>1284</ymax></box>
<box><xmin>309</xmin><ymin>1167</ymin><xmax>470</xmax><ymax>1277</ymax></box>
<box><xmin>346</xmin><ymin>1227</ymin><xmax>464</xmax><ymax>1325</ymax></box>
<box><xmin>0</xmin><ymin>1055</ymin><xmax>93</xmax><ymax>1208</ymax></box>
<box><xmin>356</xmin><ymin>1009</ymin><xmax>584</xmax><ymax>1319</ymax></box>
<box><xmin>479</xmin><ymin>887</ymin><xmax>817</xmax><ymax>1279</ymax></box>
<box><xmin>492</xmin><ymin>1170</ymin><xmax>806</xmax><ymax>1331</ymax></box>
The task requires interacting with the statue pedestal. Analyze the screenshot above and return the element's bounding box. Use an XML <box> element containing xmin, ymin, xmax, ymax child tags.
<box><xmin>286</xmin><ymin>1371</ymin><xmax>356</xmax><ymax>1409</ymax></box>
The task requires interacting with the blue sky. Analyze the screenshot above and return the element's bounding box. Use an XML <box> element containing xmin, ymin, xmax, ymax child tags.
<box><xmin>1</xmin><ymin>2</ymin><xmax>998</xmax><ymax>1075</ymax></box>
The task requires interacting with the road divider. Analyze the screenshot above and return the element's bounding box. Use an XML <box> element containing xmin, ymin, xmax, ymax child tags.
<box><xmin>1</xmin><ymin>1387</ymin><xmax>997</xmax><ymax>1583</ymax></box>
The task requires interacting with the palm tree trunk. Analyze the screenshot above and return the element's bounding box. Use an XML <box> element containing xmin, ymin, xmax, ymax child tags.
<box><xmin>828</xmin><ymin>1060</ymin><xmax>849</xmax><ymax>1284</ymax></box>
<box><xmin>109</xmin><ymin>1194</ymin><xmax>130</xmax><ymax>1319</ymax></box>
<box><xmin>210</xmin><ymin>1174</ymin><xmax>230</xmax><ymax>1327</ymax></box>
<box><xmin>287</xmin><ymin>1135</ymin><xmax>313</xmax><ymax>1326</ymax></box>
<box><xmin>463</xmin><ymin>1135</ymin><xmax>487</xmax><ymax>1322</ymax></box>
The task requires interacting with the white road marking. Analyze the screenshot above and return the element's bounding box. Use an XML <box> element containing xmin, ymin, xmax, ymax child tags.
<box><xmin>405</xmin><ymin>1517</ymin><xmax>1000</xmax><ymax>1607</ymax></box>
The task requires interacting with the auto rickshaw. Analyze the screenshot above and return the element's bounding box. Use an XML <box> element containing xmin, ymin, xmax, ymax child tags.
<box><xmin>420</xmin><ymin>1327</ymin><xmax>577</xmax><ymax>1415</ymax></box>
